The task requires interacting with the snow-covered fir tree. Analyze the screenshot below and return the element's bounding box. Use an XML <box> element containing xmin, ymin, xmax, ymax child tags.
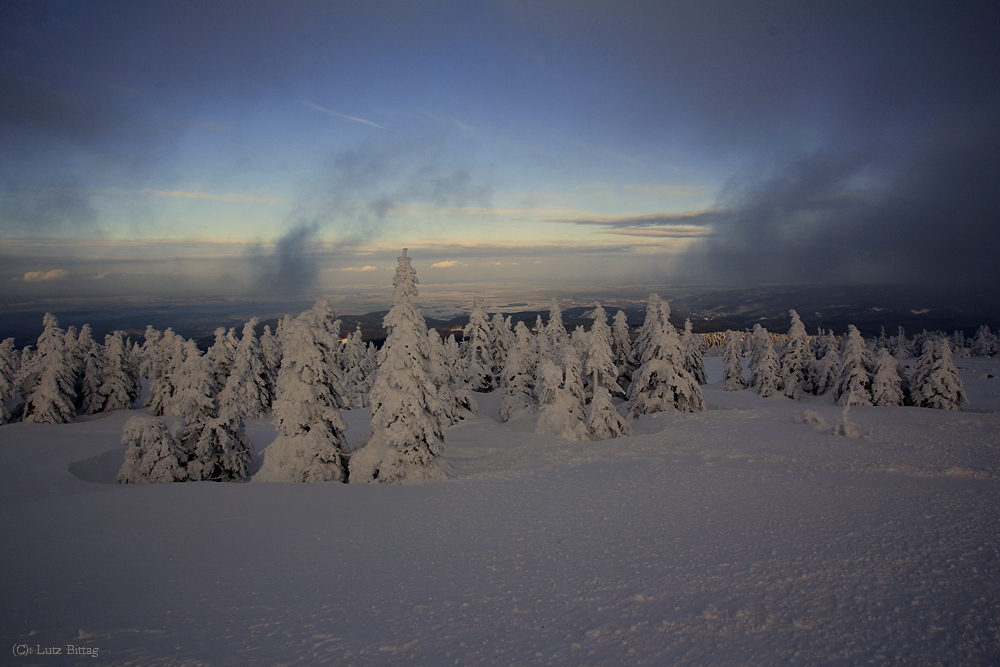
<box><xmin>611</xmin><ymin>310</ymin><xmax>633</xmax><ymax>391</ymax></box>
<box><xmin>910</xmin><ymin>338</ymin><xmax>967</xmax><ymax>410</ymax></box>
<box><xmin>631</xmin><ymin>295</ymin><xmax>661</xmax><ymax>366</ymax></box>
<box><xmin>536</xmin><ymin>344</ymin><xmax>589</xmax><ymax>441</ymax></box>
<box><xmin>780</xmin><ymin>310</ymin><xmax>815</xmax><ymax>399</ymax></box>
<box><xmin>749</xmin><ymin>327</ymin><xmax>782</xmax><ymax>398</ymax></box>
<box><xmin>218</xmin><ymin>318</ymin><xmax>272</xmax><ymax>421</ymax></box>
<box><xmin>585</xmin><ymin>304</ymin><xmax>624</xmax><ymax>398</ymax></box>
<box><xmin>810</xmin><ymin>331</ymin><xmax>842</xmax><ymax>396</ymax></box>
<box><xmin>587</xmin><ymin>385</ymin><xmax>631</xmax><ymax>440</ymax></box>
<box><xmin>627</xmin><ymin>295</ymin><xmax>705</xmax><ymax>419</ymax></box>
<box><xmin>499</xmin><ymin>321</ymin><xmax>536</xmax><ymax>422</ymax></box>
<box><xmin>259</xmin><ymin>324</ymin><xmax>281</xmax><ymax>399</ymax></box>
<box><xmin>75</xmin><ymin>324</ymin><xmax>104</xmax><ymax>415</ymax></box>
<box><xmin>834</xmin><ymin>325</ymin><xmax>873</xmax><ymax>407</ymax></box>
<box><xmin>144</xmin><ymin>328</ymin><xmax>185</xmax><ymax>416</ymax></box>
<box><xmin>98</xmin><ymin>331</ymin><xmax>140</xmax><ymax>412</ymax></box>
<box><xmin>117</xmin><ymin>416</ymin><xmax>186</xmax><ymax>484</ymax></box>
<box><xmin>428</xmin><ymin>329</ymin><xmax>477</xmax><ymax>426</ymax></box>
<box><xmin>350</xmin><ymin>249</ymin><xmax>449</xmax><ymax>484</ymax></box>
<box><xmin>544</xmin><ymin>299</ymin><xmax>570</xmax><ymax>361</ymax></box>
<box><xmin>871</xmin><ymin>347</ymin><xmax>905</xmax><ymax>407</ymax></box>
<box><xmin>206</xmin><ymin>327</ymin><xmax>238</xmax><ymax>389</ymax></box>
<box><xmin>256</xmin><ymin>300</ymin><xmax>351</xmax><ymax>483</ymax></box>
<box><xmin>722</xmin><ymin>330</ymin><xmax>746</xmax><ymax>391</ymax></box>
<box><xmin>970</xmin><ymin>325</ymin><xmax>998</xmax><ymax>357</ymax></box>
<box><xmin>682</xmin><ymin>318</ymin><xmax>708</xmax><ymax>385</ymax></box>
<box><xmin>490</xmin><ymin>312</ymin><xmax>513</xmax><ymax>377</ymax></box>
<box><xmin>464</xmin><ymin>297</ymin><xmax>496</xmax><ymax>392</ymax></box>
<box><xmin>891</xmin><ymin>326</ymin><xmax>916</xmax><ymax>359</ymax></box>
<box><xmin>341</xmin><ymin>324</ymin><xmax>375</xmax><ymax>408</ymax></box>
<box><xmin>0</xmin><ymin>337</ymin><xmax>18</xmax><ymax>424</ymax></box>
<box><xmin>20</xmin><ymin>313</ymin><xmax>76</xmax><ymax>424</ymax></box>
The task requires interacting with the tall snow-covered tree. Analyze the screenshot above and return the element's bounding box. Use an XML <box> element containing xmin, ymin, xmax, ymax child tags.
<box><xmin>350</xmin><ymin>249</ymin><xmax>449</xmax><ymax>484</ymax></box>
<box><xmin>428</xmin><ymin>329</ymin><xmax>477</xmax><ymax>426</ymax></box>
<box><xmin>834</xmin><ymin>325</ymin><xmax>873</xmax><ymax>407</ymax></box>
<box><xmin>871</xmin><ymin>347</ymin><xmax>905</xmax><ymax>407</ymax></box>
<box><xmin>206</xmin><ymin>327</ymin><xmax>238</xmax><ymax>389</ymax></box>
<box><xmin>20</xmin><ymin>313</ymin><xmax>76</xmax><ymax>424</ymax></box>
<box><xmin>811</xmin><ymin>332</ymin><xmax>842</xmax><ymax>396</ymax></box>
<box><xmin>611</xmin><ymin>310</ymin><xmax>634</xmax><ymax>390</ymax></box>
<box><xmin>970</xmin><ymin>325</ymin><xmax>998</xmax><ymax>357</ymax></box>
<box><xmin>584</xmin><ymin>304</ymin><xmax>624</xmax><ymax>398</ymax></box>
<box><xmin>98</xmin><ymin>331</ymin><xmax>140</xmax><ymax>412</ymax></box>
<box><xmin>0</xmin><ymin>337</ymin><xmax>19</xmax><ymax>424</ymax></box>
<box><xmin>464</xmin><ymin>297</ymin><xmax>496</xmax><ymax>392</ymax></box>
<box><xmin>910</xmin><ymin>338</ymin><xmax>967</xmax><ymax>410</ymax></box>
<box><xmin>145</xmin><ymin>328</ymin><xmax>185</xmax><ymax>416</ymax></box>
<box><xmin>748</xmin><ymin>327</ymin><xmax>781</xmax><ymax>398</ymax></box>
<box><xmin>256</xmin><ymin>300</ymin><xmax>351</xmax><ymax>483</ymax></box>
<box><xmin>342</xmin><ymin>324</ymin><xmax>375</xmax><ymax>408</ymax></box>
<box><xmin>219</xmin><ymin>318</ymin><xmax>271</xmax><ymax>420</ymax></box>
<box><xmin>627</xmin><ymin>295</ymin><xmax>705</xmax><ymax>418</ymax></box>
<box><xmin>117</xmin><ymin>416</ymin><xmax>187</xmax><ymax>484</ymax></box>
<box><xmin>500</xmin><ymin>321</ymin><xmax>536</xmax><ymax>422</ymax></box>
<box><xmin>75</xmin><ymin>325</ymin><xmax>105</xmax><ymax>415</ymax></box>
<box><xmin>682</xmin><ymin>319</ymin><xmax>708</xmax><ymax>385</ymax></box>
<box><xmin>722</xmin><ymin>330</ymin><xmax>746</xmax><ymax>391</ymax></box>
<box><xmin>536</xmin><ymin>344</ymin><xmax>589</xmax><ymax>441</ymax></box>
<box><xmin>780</xmin><ymin>310</ymin><xmax>815</xmax><ymax>399</ymax></box>
<box><xmin>544</xmin><ymin>300</ymin><xmax>570</xmax><ymax>362</ymax></box>
<box><xmin>490</xmin><ymin>312</ymin><xmax>513</xmax><ymax>377</ymax></box>
<box><xmin>891</xmin><ymin>326</ymin><xmax>916</xmax><ymax>359</ymax></box>
<box><xmin>260</xmin><ymin>324</ymin><xmax>281</xmax><ymax>399</ymax></box>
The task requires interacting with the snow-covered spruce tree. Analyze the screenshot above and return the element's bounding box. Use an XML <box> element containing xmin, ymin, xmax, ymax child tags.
<box><xmin>0</xmin><ymin>337</ymin><xmax>19</xmax><ymax>424</ymax></box>
<box><xmin>256</xmin><ymin>300</ymin><xmax>350</xmax><ymax>483</ymax></box>
<box><xmin>117</xmin><ymin>416</ymin><xmax>186</xmax><ymax>484</ymax></box>
<box><xmin>631</xmin><ymin>295</ymin><xmax>661</xmax><ymax>367</ymax></box>
<box><xmin>536</xmin><ymin>345</ymin><xmax>589</xmax><ymax>441</ymax></box>
<box><xmin>748</xmin><ymin>326</ymin><xmax>782</xmax><ymax>398</ymax></box>
<box><xmin>780</xmin><ymin>310</ymin><xmax>815</xmax><ymax>399</ymax></box>
<box><xmin>206</xmin><ymin>327</ymin><xmax>239</xmax><ymax>389</ymax></box>
<box><xmin>834</xmin><ymin>325</ymin><xmax>873</xmax><ymax>407</ymax></box>
<box><xmin>682</xmin><ymin>318</ymin><xmax>708</xmax><ymax>385</ymax></box>
<box><xmin>891</xmin><ymin>326</ymin><xmax>915</xmax><ymax>360</ymax></box>
<box><xmin>145</xmin><ymin>328</ymin><xmax>185</xmax><ymax>416</ymax></box>
<box><xmin>259</xmin><ymin>324</ymin><xmax>281</xmax><ymax>399</ymax></box>
<box><xmin>20</xmin><ymin>313</ymin><xmax>76</xmax><ymax>424</ymax></box>
<box><xmin>910</xmin><ymin>338</ymin><xmax>967</xmax><ymax>410</ymax></box>
<box><xmin>464</xmin><ymin>297</ymin><xmax>496</xmax><ymax>392</ymax></box>
<box><xmin>970</xmin><ymin>325</ymin><xmax>998</xmax><ymax>358</ymax></box>
<box><xmin>490</xmin><ymin>312</ymin><xmax>513</xmax><ymax>378</ymax></box>
<box><xmin>98</xmin><ymin>331</ymin><xmax>140</xmax><ymax>412</ymax></box>
<box><xmin>627</xmin><ymin>295</ymin><xmax>705</xmax><ymax>419</ymax></box>
<box><xmin>611</xmin><ymin>310</ymin><xmax>634</xmax><ymax>391</ymax></box>
<box><xmin>342</xmin><ymin>324</ymin><xmax>374</xmax><ymax>408</ymax></box>
<box><xmin>500</xmin><ymin>321</ymin><xmax>536</xmax><ymax>421</ymax></box>
<box><xmin>350</xmin><ymin>249</ymin><xmax>449</xmax><ymax>484</ymax></box>
<box><xmin>587</xmin><ymin>386</ymin><xmax>631</xmax><ymax>440</ymax></box>
<box><xmin>74</xmin><ymin>324</ymin><xmax>104</xmax><ymax>415</ymax></box>
<box><xmin>585</xmin><ymin>303</ymin><xmax>624</xmax><ymax>398</ymax></box>
<box><xmin>722</xmin><ymin>330</ymin><xmax>746</xmax><ymax>391</ymax></box>
<box><xmin>811</xmin><ymin>332</ymin><xmax>842</xmax><ymax>396</ymax></box>
<box><xmin>219</xmin><ymin>318</ymin><xmax>271</xmax><ymax>421</ymax></box>
<box><xmin>544</xmin><ymin>299</ymin><xmax>570</xmax><ymax>361</ymax></box>
<box><xmin>871</xmin><ymin>347</ymin><xmax>905</xmax><ymax>407</ymax></box>
<box><xmin>429</xmin><ymin>328</ymin><xmax>477</xmax><ymax>426</ymax></box>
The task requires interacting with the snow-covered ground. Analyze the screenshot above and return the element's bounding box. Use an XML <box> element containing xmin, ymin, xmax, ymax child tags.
<box><xmin>2</xmin><ymin>358</ymin><xmax>999</xmax><ymax>665</ymax></box>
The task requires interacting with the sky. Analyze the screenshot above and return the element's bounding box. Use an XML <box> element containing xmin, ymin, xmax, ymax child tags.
<box><xmin>2</xmin><ymin>1</ymin><xmax>999</xmax><ymax>305</ymax></box>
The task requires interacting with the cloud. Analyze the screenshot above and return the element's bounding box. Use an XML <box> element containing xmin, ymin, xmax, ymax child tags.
<box><xmin>545</xmin><ymin>210</ymin><xmax>723</xmax><ymax>228</ymax></box>
<box><xmin>432</xmin><ymin>260</ymin><xmax>458</xmax><ymax>268</ymax></box>
<box><xmin>603</xmin><ymin>226</ymin><xmax>711</xmax><ymax>238</ymax></box>
<box><xmin>24</xmin><ymin>269</ymin><xmax>69</xmax><ymax>282</ymax></box>
<box><xmin>341</xmin><ymin>265</ymin><xmax>377</xmax><ymax>272</ymax></box>
<box><xmin>250</xmin><ymin>223</ymin><xmax>322</xmax><ymax>295</ymax></box>
<box><xmin>621</xmin><ymin>184</ymin><xmax>712</xmax><ymax>198</ymax></box>
<box><xmin>304</xmin><ymin>102</ymin><xmax>387</xmax><ymax>130</ymax></box>
<box><xmin>135</xmin><ymin>189</ymin><xmax>284</xmax><ymax>204</ymax></box>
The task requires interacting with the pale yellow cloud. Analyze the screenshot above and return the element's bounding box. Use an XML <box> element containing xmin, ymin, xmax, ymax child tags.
<box><xmin>432</xmin><ymin>260</ymin><xmax>458</xmax><ymax>268</ymax></box>
<box><xmin>340</xmin><ymin>265</ymin><xmax>378</xmax><ymax>272</ymax></box>
<box><xmin>23</xmin><ymin>269</ymin><xmax>69</xmax><ymax>282</ymax></box>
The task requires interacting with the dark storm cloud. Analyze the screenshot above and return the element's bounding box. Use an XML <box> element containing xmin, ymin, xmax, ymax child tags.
<box><xmin>545</xmin><ymin>210</ymin><xmax>724</xmax><ymax>228</ymax></box>
<box><xmin>685</xmin><ymin>131</ymin><xmax>1000</xmax><ymax>286</ymax></box>
<box><xmin>250</xmin><ymin>222</ymin><xmax>321</xmax><ymax>296</ymax></box>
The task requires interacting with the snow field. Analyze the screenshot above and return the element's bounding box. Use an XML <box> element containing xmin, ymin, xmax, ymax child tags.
<box><xmin>0</xmin><ymin>359</ymin><xmax>998</xmax><ymax>664</ymax></box>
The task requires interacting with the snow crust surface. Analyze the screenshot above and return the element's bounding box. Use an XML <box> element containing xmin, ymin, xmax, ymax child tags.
<box><xmin>1</xmin><ymin>358</ymin><xmax>999</xmax><ymax>665</ymax></box>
